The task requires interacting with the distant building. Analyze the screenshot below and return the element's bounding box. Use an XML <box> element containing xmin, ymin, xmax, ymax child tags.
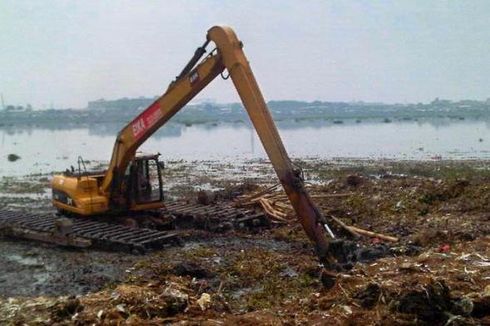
<box><xmin>87</xmin><ymin>97</ymin><xmax>156</xmax><ymax>112</ymax></box>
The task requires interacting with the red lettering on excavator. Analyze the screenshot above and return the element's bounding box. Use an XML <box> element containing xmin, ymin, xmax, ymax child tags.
<box><xmin>131</xmin><ymin>101</ymin><xmax>162</xmax><ymax>139</ymax></box>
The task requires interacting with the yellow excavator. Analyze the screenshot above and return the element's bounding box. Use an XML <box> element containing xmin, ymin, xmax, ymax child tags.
<box><xmin>51</xmin><ymin>26</ymin><xmax>337</xmax><ymax>266</ymax></box>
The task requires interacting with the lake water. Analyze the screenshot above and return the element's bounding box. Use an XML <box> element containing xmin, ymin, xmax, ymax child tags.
<box><xmin>0</xmin><ymin>119</ymin><xmax>488</xmax><ymax>176</ymax></box>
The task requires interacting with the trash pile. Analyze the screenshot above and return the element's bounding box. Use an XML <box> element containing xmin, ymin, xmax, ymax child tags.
<box><xmin>1</xmin><ymin>236</ymin><xmax>488</xmax><ymax>325</ymax></box>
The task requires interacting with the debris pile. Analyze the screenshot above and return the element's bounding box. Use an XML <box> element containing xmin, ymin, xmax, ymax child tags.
<box><xmin>0</xmin><ymin>160</ymin><xmax>488</xmax><ymax>324</ymax></box>
<box><xmin>235</xmin><ymin>183</ymin><xmax>353</xmax><ymax>224</ymax></box>
<box><xmin>236</xmin><ymin>183</ymin><xmax>400</xmax><ymax>244</ymax></box>
<box><xmin>235</xmin><ymin>184</ymin><xmax>294</xmax><ymax>223</ymax></box>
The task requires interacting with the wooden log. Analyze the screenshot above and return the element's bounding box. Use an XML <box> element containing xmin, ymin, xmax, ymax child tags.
<box><xmin>235</xmin><ymin>184</ymin><xmax>280</xmax><ymax>205</ymax></box>
<box><xmin>259</xmin><ymin>198</ymin><xmax>289</xmax><ymax>223</ymax></box>
<box><xmin>347</xmin><ymin>225</ymin><xmax>399</xmax><ymax>242</ymax></box>
<box><xmin>329</xmin><ymin>215</ymin><xmax>361</xmax><ymax>239</ymax></box>
<box><xmin>328</xmin><ymin>215</ymin><xmax>398</xmax><ymax>242</ymax></box>
<box><xmin>260</xmin><ymin>198</ymin><xmax>288</xmax><ymax>218</ymax></box>
<box><xmin>270</xmin><ymin>200</ymin><xmax>293</xmax><ymax>211</ymax></box>
<box><xmin>244</xmin><ymin>184</ymin><xmax>280</xmax><ymax>200</ymax></box>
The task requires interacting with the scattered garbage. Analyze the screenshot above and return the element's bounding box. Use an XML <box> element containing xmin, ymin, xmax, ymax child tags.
<box><xmin>438</xmin><ymin>243</ymin><xmax>451</xmax><ymax>253</ymax></box>
<box><xmin>160</xmin><ymin>286</ymin><xmax>188</xmax><ymax>315</ymax></box>
<box><xmin>0</xmin><ymin>160</ymin><xmax>488</xmax><ymax>324</ymax></box>
<box><xmin>196</xmin><ymin>293</ymin><xmax>211</xmax><ymax>311</ymax></box>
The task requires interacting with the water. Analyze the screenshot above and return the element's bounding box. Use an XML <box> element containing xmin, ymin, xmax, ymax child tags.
<box><xmin>0</xmin><ymin>119</ymin><xmax>488</xmax><ymax>176</ymax></box>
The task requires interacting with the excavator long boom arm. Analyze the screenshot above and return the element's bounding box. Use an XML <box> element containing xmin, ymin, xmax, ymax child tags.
<box><xmin>101</xmin><ymin>26</ymin><xmax>335</xmax><ymax>265</ymax></box>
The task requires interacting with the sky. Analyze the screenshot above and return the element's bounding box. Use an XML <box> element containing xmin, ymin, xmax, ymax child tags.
<box><xmin>1</xmin><ymin>0</ymin><xmax>490</xmax><ymax>109</ymax></box>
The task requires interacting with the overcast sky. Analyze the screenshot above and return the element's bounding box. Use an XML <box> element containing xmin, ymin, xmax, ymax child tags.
<box><xmin>1</xmin><ymin>1</ymin><xmax>490</xmax><ymax>109</ymax></box>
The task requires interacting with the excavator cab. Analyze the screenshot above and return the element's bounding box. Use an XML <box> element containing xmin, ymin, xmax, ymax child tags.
<box><xmin>126</xmin><ymin>154</ymin><xmax>164</xmax><ymax>210</ymax></box>
<box><xmin>52</xmin><ymin>154</ymin><xmax>165</xmax><ymax>216</ymax></box>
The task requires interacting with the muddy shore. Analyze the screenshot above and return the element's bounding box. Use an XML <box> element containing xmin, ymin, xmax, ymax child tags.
<box><xmin>0</xmin><ymin>159</ymin><xmax>488</xmax><ymax>325</ymax></box>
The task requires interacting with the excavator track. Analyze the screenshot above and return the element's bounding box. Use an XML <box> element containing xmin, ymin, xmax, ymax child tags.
<box><xmin>0</xmin><ymin>202</ymin><xmax>268</xmax><ymax>252</ymax></box>
<box><xmin>0</xmin><ymin>210</ymin><xmax>179</xmax><ymax>253</ymax></box>
<box><xmin>164</xmin><ymin>201</ymin><xmax>269</xmax><ymax>231</ymax></box>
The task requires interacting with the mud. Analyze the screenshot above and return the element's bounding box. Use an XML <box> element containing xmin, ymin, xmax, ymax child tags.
<box><xmin>0</xmin><ymin>239</ymin><xmax>138</xmax><ymax>297</ymax></box>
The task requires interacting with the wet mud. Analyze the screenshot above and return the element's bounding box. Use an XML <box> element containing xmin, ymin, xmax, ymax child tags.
<box><xmin>0</xmin><ymin>240</ymin><xmax>138</xmax><ymax>297</ymax></box>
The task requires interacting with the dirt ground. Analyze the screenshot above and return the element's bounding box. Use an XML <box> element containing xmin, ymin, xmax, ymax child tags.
<box><xmin>0</xmin><ymin>159</ymin><xmax>489</xmax><ymax>325</ymax></box>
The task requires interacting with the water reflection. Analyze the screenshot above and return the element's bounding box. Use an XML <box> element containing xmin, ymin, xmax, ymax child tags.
<box><xmin>1</xmin><ymin>116</ymin><xmax>489</xmax><ymax>137</ymax></box>
<box><xmin>0</xmin><ymin>119</ymin><xmax>488</xmax><ymax>177</ymax></box>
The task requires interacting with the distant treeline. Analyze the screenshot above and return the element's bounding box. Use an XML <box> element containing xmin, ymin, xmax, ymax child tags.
<box><xmin>1</xmin><ymin>97</ymin><xmax>489</xmax><ymax>127</ymax></box>
<box><xmin>88</xmin><ymin>97</ymin><xmax>158</xmax><ymax>111</ymax></box>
